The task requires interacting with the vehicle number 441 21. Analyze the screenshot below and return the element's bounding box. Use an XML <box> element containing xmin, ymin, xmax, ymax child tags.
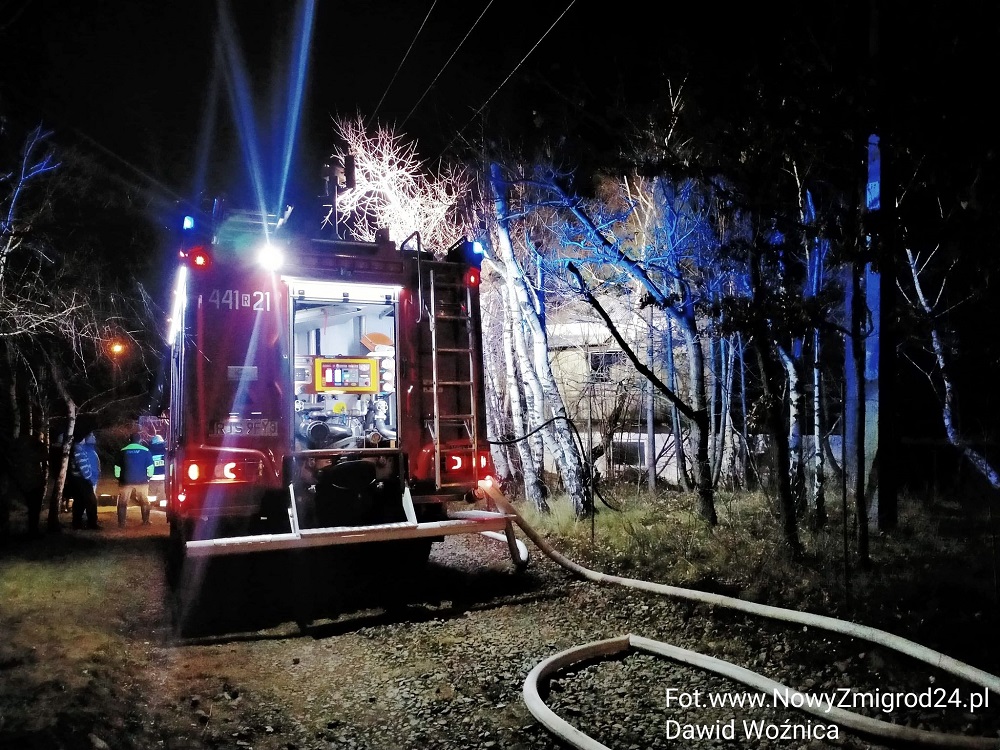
<box><xmin>208</xmin><ymin>289</ymin><xmax>271</xmax><ymax>311</ymax></box>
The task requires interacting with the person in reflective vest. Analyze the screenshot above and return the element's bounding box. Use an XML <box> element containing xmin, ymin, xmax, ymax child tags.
<box><xmin>114</xmin><ymin>432</ymin><xmax>154</xmax><ymax>527</ymax></box>
<box><xmin>148</xmin><ymin>434</ymin><xmax>166</xmax><ymax>508</ymax></box>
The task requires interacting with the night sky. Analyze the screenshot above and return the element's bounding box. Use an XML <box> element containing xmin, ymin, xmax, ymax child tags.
<box><xmin>1</xmin><ymin>1</ymin><xmax>859</xmax><ymax>208</ymax></box>
<box><xmin>4</xmin><ymin>2</ymin><xmax>994</xmax><ymax>189</ymax></box>
<box><xmin>4</xmin><ymin>0</ymin><xmax>643</xmax><ymax>205</ymax></box>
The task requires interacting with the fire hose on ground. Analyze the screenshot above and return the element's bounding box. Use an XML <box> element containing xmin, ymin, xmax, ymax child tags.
<box><xmin>481</xmin><ymin>484</ymin><xmax>1000</xmax><ymax>750</ymax></box>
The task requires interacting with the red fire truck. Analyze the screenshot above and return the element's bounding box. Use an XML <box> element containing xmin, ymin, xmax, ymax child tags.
<box><xmin>164</xmin><ymin>201</ymin><xmax>526</xmax><ymax>572</ymax></box>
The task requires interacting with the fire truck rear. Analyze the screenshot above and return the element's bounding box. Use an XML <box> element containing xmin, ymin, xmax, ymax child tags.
<box><xmin>164</xmin><ymin>201</ymin><xmax>526</xmax><ymax>574</ymax></box>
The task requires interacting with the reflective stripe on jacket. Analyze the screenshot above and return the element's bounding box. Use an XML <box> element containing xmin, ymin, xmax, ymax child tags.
<box><xmin>149</xmin><ymin>446</ymin><xmax>166</xmax><ymax>480</ymax></box>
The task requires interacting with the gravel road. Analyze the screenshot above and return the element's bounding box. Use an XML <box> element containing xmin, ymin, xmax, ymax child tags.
<box><xmin>156</xmin><ymin>528</ymin><xmax>1000</xmax><ymax>750</ymax></box>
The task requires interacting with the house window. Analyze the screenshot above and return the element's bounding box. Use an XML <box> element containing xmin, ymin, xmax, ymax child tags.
<box><xmin>611</xmin><ymin>440</ymin><xmax>645</xmax><ymax>466</ymax></box>
<box><xmin>590</xmin><ymin>350</ymin><xmax>623</xmax><ymax>382</ymax></box>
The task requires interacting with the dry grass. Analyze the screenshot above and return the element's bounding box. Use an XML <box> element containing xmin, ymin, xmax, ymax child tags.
<box><xmin>518</xmin><ymin>483</ymin><xmax>1000</xmax><ymax>669</ymax></box>
<box><xmin>0</xmin><ymin>517</ymin><xmax>172</xmax><ymax>746</ymax></box>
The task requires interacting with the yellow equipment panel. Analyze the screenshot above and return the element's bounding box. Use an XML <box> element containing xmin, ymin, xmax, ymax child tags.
<box><xmin>314</xmin><ymin>357</ymin><xmax>379</xmax><ymax>394</ymax></box>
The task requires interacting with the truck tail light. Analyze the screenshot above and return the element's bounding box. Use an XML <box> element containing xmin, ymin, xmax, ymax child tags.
<box><xmin>183</xmin><ymin>457</ymin><xmax>261</xmax><ymax>484</ymax></box>
<box><xmin>444</xmin><ymin>450</ymin><xmax>490</xmax><ymax>474</ymax></box>
<box><xmin>464</xmin><ymin>268</ymin><xmax>480</xmax><ymax>287</ymax></box>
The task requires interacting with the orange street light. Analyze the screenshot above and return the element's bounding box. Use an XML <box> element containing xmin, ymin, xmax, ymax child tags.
<box><xmin>108</xmin><ymin>340</ymin><xmax>126</xmax><ymax>391</ymax></box>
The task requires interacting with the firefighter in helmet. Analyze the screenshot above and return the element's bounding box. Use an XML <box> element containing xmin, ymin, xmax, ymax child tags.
<box><xmin>114</xmin><ymin>432</ymin><xmax>154</xmax><ymax>527</ymax></box>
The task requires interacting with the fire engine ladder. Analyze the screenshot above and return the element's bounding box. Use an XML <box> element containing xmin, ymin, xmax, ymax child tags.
<box><xmin>426</xmin><ymin>266</ymin><xmax>479</xmax><ymax>489</ymax></box>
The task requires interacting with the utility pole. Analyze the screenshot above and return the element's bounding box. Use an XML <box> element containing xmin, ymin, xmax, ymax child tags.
<box><xmin>867</xmin><ymin>0</ymin><xmax>898</xmax><ymax>531</ymax></box>
<box><xmin>646</xmin><ymin>308</ymin><xmax>656</xmax><ymax>492</ymax></box>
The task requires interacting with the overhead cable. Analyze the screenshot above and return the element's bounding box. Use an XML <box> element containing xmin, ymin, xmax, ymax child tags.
<box><xmin>368</xmin><ymin>1</ymin><xmax>438</xmax><ymax>127</ymax></box>
<box><xmin>438</xmin><ymin>0</ymin><xmax>578</xmax><ymax>157</ymax></box>
<box><xmin>400</xmin><ymin>0</ymin><xmax>496</xmax><ymax>130</ymax></box>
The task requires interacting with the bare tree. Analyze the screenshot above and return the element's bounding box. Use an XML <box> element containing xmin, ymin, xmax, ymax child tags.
<box><xmin>1</xmin><ymin>124</ymin><xmax>161</xmax><ymax>533</ymax></box>
<box><xmin>525</xmin><ymin>169</ymin><xmax>720</xmax><ymax>524</ymax></box>
<box><xmin>901</xmin><ymin>245</ymin><xmax>1000</xmax><ymax>489</ymax></box>
<box><xmin>333</xmin><ymin>117</ymin><xmax>472</xmax><ymax>249</ymax></box>
<box><xmin>487</xmin><ymin>163</ymin><xmax>588</xmax><ymax>514</ymax></box>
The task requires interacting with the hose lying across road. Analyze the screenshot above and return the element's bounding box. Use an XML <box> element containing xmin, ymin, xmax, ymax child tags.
<box><xmin>482</xmin><ymin>486</ymin><xmax>1000</xmax><ymax>750</ymax></box>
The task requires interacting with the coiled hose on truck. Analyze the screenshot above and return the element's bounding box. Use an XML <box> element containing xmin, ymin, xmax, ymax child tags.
<box><xmin>482</xmin><ymin>485</ymin><xmax>1000</xmax><ymax>750</ymax></box>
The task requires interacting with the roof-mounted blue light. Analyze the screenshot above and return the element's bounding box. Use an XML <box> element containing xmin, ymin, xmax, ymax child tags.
<box><xmin>182</xmin><ymin>215</ymin><xmax>195</xmax><ymax>231</ymax></box>
<box><xmin>445</xmin><ymin>238</ymin><xmax>486</xmax><ymax>266</ymax></box>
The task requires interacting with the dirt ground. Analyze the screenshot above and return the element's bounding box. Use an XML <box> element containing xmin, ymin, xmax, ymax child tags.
<box><xmin>3</xmin><ymin>496</ymin><xmax>1000</xmax><ymax>750</ymax></box>
<box><xmin>1</xmin><ymin>502</ymin><xmax>573</xmax><ymax>750</ymax></box>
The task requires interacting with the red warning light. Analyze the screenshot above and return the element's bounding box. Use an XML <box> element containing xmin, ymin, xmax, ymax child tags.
<box><xmin>465</xmin><ymin>268</ymin><xmax>480</xmax><ymax>287</ymax></box>
<box><xmin>187</xmin><ymin>246</ymin><xmax>212</xmax><ymax>270</ymax></box>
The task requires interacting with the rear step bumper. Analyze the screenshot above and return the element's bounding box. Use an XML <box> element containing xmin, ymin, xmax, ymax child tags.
<box><xmin>184</xmin><ymin>509</ymin><xmax>516</xmax><ymax>557</ymax></box>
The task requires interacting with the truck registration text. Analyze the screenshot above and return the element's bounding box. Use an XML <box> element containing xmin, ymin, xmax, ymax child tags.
<box><xmin>208</xmin><ymin>289</ymin><xmax>271</xmax><ymax>311</ymax></box>
<box><xmin>209</xmin><ymin>419</ymin><xmax>278</xmax><ymax>436</ymax></box>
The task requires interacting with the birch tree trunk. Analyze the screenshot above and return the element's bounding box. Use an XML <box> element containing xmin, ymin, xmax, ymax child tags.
<box><xmin>646</xmin><ymin>311</ymin><xmax>656</xmax><ymax>491</ymax></box>
<box><xmin>756</xmin><ymin>345</ymin><xmax>803</xmax><ymax>558</ymax></box>
<box><xmin>904</xmin><ymin>247</ymin><xmax>1000</xmax><ymax>489</ymax></box>
<box><xmin>47</xmin><ymin>362</ymin><xmax>76</xmax><ymax>532</ymax></box>
<box><xmin>709</xmin><ymin>336</ymin><xmax>720</xmax><ymax>480</ymax></box>
<box><xmin>811</xmin><ymin>328</ymin><xmax>827</xmax><ymax>525</ymax></box>
<box><xmin>778</xmin><ymin>345</ymin><xmax>806</xmax><ymax>515</ymax></box>
<box><xmin>489</xmin><ymin>164</ymin><xmax>588</xmax><ymax>514</ymax></box>
<box><xmin>482</xmin><ymin>349</ymin><xmax>513</xmax><ymax>487</ymax></box>
<box><xmin>666</xmin><ymin>321</ymin><xmax>689</xmax><ymax>488</ymax></box>
<box><xmin>501</xmin><ymin>248</ymin><xmax>587</xmax><ymax>513</ymax></box>
<box><xmin>711</xmin><ymin>335</ymin><xmax>736</xmax><ymax>488</ymax></box>
<box><xmin>795</xmin><ymin>179</ymin><xmax>830</xmax><ymax>527</ymax></box>
<box><xmin>500</xmin><ymin>285</ymin><xmax>547</xmax><ymax>512</ymax></box>
<box><xmin>737</xmin><ymin>335</ymin><xmax>751</xmax><ymax>489</ymax></box>
<box><xmin>504</xmin><ymin>282</ymin><xmax>547</xmax><ymax>478</ymax></box>
<box><xmin>673</xmin><ymin>308</ymin><xmax>717</xmax><ymax>524</ymax></box>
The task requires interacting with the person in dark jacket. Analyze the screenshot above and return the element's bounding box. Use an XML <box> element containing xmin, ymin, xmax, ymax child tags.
<box><xmin>11</xmin><ymin>434</ymin><xmax>47</xmax><ymax>536</ymax></box>
<box><xmin>69</xmin><ymin>432</ymin><xmax>101</xmax><ymax>530</ymax></box>
<box><xmin>115</xmin><ymin>432</ymin><xmax>154</xmax><ymax>527</ymax></box>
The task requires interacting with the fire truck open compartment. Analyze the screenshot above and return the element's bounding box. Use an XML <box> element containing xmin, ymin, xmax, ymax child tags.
<box><xmin>289</xmin><ymin>280</ymin><xmax>399</xmax><ymax>454</ymax></box>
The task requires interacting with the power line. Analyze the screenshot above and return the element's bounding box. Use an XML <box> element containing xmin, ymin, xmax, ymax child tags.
<box><xmin>399</xmin><ymin>0</ymin><xmax>496</xmax><ymax>130</ymax></box>
<box><xmin>0</xmin><ymin>79</ymin><xmax>189</xmax><ymax>210</ymax></box>
<box><xmin>70</xmin><ymin>128</ymin><xmax>189</xmax><ymax>208</ymax></box>
<box><xmin>367</xmin><ymin>1</ymin><xmax>438</xmax><ymax>127</ymax></box>
<box><xmin>438</xmin><ymin>0</ymin><xmax>577</xmax><ymax>157</ymax></box>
